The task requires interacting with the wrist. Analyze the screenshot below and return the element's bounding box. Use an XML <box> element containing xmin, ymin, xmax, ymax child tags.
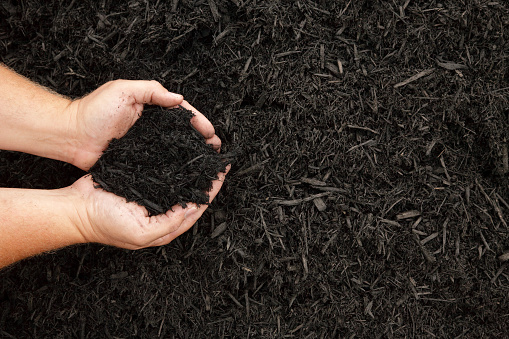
<box><xmin>49</xmin><ymin>186</ymin><xmax>88</xmax><ymax>246</ymax></box>
<box><xmin>59</xmin><ymin>184</ymin><xmax>90</xmax><ymax>245</ymax></box>
<box><xmin>60</xmin><ymin>99</ymin><xmax>88</xmax><ymax>169</ymax></box>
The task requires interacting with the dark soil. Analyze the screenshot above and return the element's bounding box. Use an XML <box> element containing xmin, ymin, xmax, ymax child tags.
<box><xmin>90</xmin><ymin>106</ymin><xmax>227</xmax><ymax>215</ymax></box>
<box><xmin>1</xmin><ymin>0</ymin><xmax>509</xmax><ymax>338</ymax></box>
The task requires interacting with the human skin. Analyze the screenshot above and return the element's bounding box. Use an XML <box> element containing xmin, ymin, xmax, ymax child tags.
<box><xmin>0</xmin><ymin>64</ymin><xmax>228</xmax><ymax>268</ymax></box>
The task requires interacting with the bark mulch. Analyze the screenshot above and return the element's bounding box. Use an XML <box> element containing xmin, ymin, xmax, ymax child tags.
<box><xmin>1</xmin><ymin>1</ymin><xmax>508</xmax><ymax>337</ymax></box>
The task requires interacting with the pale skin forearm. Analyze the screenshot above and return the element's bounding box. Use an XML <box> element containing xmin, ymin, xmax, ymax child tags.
<box><xmin>0</xmin><ymin>65</ymin><xmax>84</xmax><ymax>268</ymax></box>
<box><xmin>0</xmin><ymin>64</ymin><xmax>76</xmax><ymax>164</ymax></box>
<box><xmin>0</xmin><ymin>187</ymin><xmax>86</xmax><ymax>268</ymax></box>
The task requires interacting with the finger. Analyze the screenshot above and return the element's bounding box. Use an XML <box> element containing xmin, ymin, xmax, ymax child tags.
<box><xmin>205</xmin><ymin>134</ymin><xmax>222</xmax><ymax>152</ymax></box>
<box><xmin>179</xmin><ymin>100</ymin><xmax>215</xmax><ymax>139</ymax></box>
<box><xmin>147</xmin><ymin>205</ymin><xmax>207</xmax><ymax>247</ymax></box>
<box><xmin>145</xmin><ymin>204</ymin><xmax>189</xmax><ymax>241</ymax></box>
<box><xmin>119</xmin><ymin>80</ymin><xmax>184</xmax><ymax>107</ymax></box>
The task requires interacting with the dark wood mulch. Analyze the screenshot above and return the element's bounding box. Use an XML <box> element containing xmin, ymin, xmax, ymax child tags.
<box><xmin>1</xmin><ymin>0</ymin><xmax>508</xmax><ymax>337</ymax></box>
<box><xmin>90</xmin><ymin>106</ymin><xmax>227</xmax><ymax>215</ymax></box>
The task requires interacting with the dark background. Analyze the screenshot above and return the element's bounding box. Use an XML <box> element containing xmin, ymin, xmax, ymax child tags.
<box><xmin>1</xmin><ymin>0</ymin><xmax>509</xmax><ymax>337</ymax></box>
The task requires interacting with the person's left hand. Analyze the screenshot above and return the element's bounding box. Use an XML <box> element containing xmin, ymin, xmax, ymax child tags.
<box><xmin>69</xmin><ymin>164</ymin><xmax>229</xmax><ymax>249</ymax></box>
<box><xmin>65</xmin><ymin>80</ymin><xmax>221</xmax><ymax>170</ymax></box>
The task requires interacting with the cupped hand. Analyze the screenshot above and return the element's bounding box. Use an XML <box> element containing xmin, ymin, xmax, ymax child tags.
<box><xmin>66</xmin><ymin>80</ymin><xmax>221</xmax><ymax>170</ymax></box>
<box><xmin>70</xmin><ymin>165</ymin><xmax>229</xmax><ymax>249</ymax></box>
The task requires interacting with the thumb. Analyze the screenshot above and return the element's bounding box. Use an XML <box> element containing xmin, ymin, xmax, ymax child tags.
<box><xmin>127</xmin><ymin>80</ymin><xmax>184</xmax><ymax>107</ymax></box>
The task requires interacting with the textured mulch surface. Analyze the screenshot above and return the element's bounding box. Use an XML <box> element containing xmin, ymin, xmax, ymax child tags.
<box><xmin>89</xmin><ymin>106</ymin><xmax>227</xmax><ymax>215</ymax></box>
<box><xmin>1</xmin><ymin>1</ymin><xmax>509</xmax><ymax>337</ymax></box>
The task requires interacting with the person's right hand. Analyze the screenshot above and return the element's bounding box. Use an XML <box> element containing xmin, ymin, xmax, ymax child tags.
<box><xmin>69</xmin><ymin>164</ymin><xmax>229</xmax><ymax>249</ymax></box>
<box><xmin>64</xmin><ymin>80</ymin><xmax>222</xmax><ymax>170</ymax></box>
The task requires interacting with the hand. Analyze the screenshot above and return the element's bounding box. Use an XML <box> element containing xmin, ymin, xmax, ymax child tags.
<box><xmin>66</xmin><ymin>80</ymin><xmax>222</xmax><ymax>170</ymax></box>
<box><xmin>64</xmin><ymin>80</ymin><xmax>227</xmax><ymax>247</ymax></box>
<box><xmin>70</xmin><ymin>165</ymin><xmax>229</xmax><ymax>249</ymax></box>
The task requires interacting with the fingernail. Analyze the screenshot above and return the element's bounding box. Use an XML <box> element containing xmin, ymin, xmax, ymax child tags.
<box><xmin>184</xmin><ymin>207</ymin><xmax>199</xmax><ymax>220</ymax></box>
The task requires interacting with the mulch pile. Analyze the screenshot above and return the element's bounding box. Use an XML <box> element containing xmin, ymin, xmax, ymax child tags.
<box><xmin>90</xmin><ymin>106</ymin><xmax>227</xmax><ymax>215</ymax></box>
<box><xmin>1</xmin><ymin>1</ymin><xmax>509</xmax><ymax>337</ymax></box>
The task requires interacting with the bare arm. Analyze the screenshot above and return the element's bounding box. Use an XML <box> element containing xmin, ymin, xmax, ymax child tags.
<box><xmin>0</xmin><ymin>64</ymin><xmax>75</xmax><ymax>164</ymax></box>
<box><xmin>0</xmin><ymin>66</ymin><xmax>229</xmax><ymax>269</ymax></box>
<box><xmin>0</xmin><ymin>186</ymin><xmax>85</xmax><ymax>267</ymax></box>
<box><xmin>0</xmin><ymin>167</ymin><xmax>228</xmax><ymax>269</ymax></box>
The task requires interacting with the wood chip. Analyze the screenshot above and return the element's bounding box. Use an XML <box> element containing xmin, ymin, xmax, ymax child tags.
<box><xmin>476</xmin><ymin>179</ymin><xmax>508</xmax><ymax>229</ymax></box>
<box><xmin>313</xmin><ymin>186</ymin><xmax>348</xmax><ymax>194</ymax></box>
<box><xmin>110</xmin><ymin>271</ymin><xmax>128</xmax><ymax>280</ymax></box>
<box><xmin>208</xmin><ymin>0</ymin><xmax>220</xmax><ymax>22</ymax></box>
<box><xmin>421</xmin><ymin>232</ymin><xmax>439</xmax><ymax>245</ymax></box>
<box><xmin>275</xmin><ymin>192</ymin><xmax>331</xmax><ymax>206</ymax></box>
<box><xmin>380</xmin><ymin>219</ymin><xmax>401</xmax><ymax>227</ymax></box>
<box><xmin>499</xmin><ymin>252</ymin><xmax>509</xmax><ymax>261</ymax></box>
<box><xmin>274</xmin><ymin>50</ymin><xmax>301</xmax><ymax>58</ymax></box>
<box><xmin>234</xmin><ymin>159</ymin><xmax>270</xmax><ymax>177</ymax></box>
<box><xmin>301</xmin><ymin>177</ymin><xmax>327</xmax><ymax>186</ymax></box>
<box><xmin>413</xmin><ymin>234</ymin><xmax>436</xmax><ymax>263</ymax></box>
<box><xmin>347</xmin><ymin>139</ymin><xmax>376</xmax><ymax>153</ymax></box>
<box><xmin>394</xmin><ymin>68</ymin><xmax>435</xmax><ymax>88</ymax></box>
<box><xmin>227</xmin><ymin>292</ymin><xmax>243</xmax><ymax>308</ymax></box>
<box><xmin>321</xmin><ymin>232</ymin><xmax>338</xmax><ymax>254</ymax></box>
<box><xmin>347</xmin><ymin>124</ymin><xmax>379</xmax><ymax>134</ymax></box>
<box><xmin>313</xmin><ymin>197</ymin><xmax>327</xmax><ymax>211</ymax></box>
<box><xmin>325</xmin><ymin>61</ymin><xmax>340</xmax><ymax>76</ymax></box>
<box><xmin>396</xmin><ymin>210</ymin><xmax>421</xmax><ymax>220</ymax></box>
<box><xmin>214</xmin><ymin>26</ymin><xmax>231</xmax><ymax>45</ymax></box>
<box><xmin>171</xmin><ymin>0</ymin><xmax>179</xmax><ymax>12</ymax></box>
<box><xmin>211</xmin><ymin>222</ymin><xmax>227</xmax><ymax>238</ymax></box>
<box><xmin>436</xmin><ymin>60</ymin><xmax>468</xmax><ymax>70</ymax></box>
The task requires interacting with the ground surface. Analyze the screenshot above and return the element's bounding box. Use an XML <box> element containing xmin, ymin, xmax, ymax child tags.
<box><xmin>1</xmin><ymin>0</ymin><xmax>509</xmax><ymax>338</ymax></box>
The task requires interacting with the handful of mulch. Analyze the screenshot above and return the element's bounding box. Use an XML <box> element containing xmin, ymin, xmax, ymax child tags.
<box><xmin>89</xmin><ymin>105</ymin><xmax>227</xmax><ymax>216</ymax></box>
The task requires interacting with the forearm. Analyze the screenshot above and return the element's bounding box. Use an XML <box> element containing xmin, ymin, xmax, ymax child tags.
<box><xmin>0</xmin><ymin>64</ymin><xmax>76</xmax><ymax>163</ymax></box>
<box><xmin>0</xmin><ymin>186</ymin><xmax>86</xmax><ymax>268</ymax></box>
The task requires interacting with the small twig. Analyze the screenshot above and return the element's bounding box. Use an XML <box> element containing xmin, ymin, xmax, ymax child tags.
<box><xmin>321</xmin><ymin>232</ymin><xmax>338</xmax><ymax>254</ymax></box>
<box><xmin>476</xmin><ymin>179</ymin><xmax>507</xmax><ymax>229</ymax></box>
<box><xmin>274</xmin><ymin>50</ymin><xmax>301</xmax><ymax>58</ymax></box>
<box><xmin>491</xmin><ymin>263</ymin><xmax>507</xmax><ymax>284</ymax></box>
<box><xmin>496</xmin><ymin>193</ymin><xmax>509</xmax><ymax>210</ymax></box>
<box><xmin>413</xmin><ymin>234</ymin><xmax>436</xmax><ymax>263</ymax></box>
<box><xmin>442</xmin><ymin>217</ymin><xmax>449</xmax><ymax>254</ymax></box>
<box><xmin>440</xmin><ymin>156</ymin><xmax>451</xmax><ymax>182</ymax></box>
<box><xmin>421</xmin><ymin>232</ymin><xmax>439</xmax><ymax>246</ymax></box>
<box><xmin>275</xmin><ymin>192</ymin><xmax>331</xmax><ymax>206</ymax></box>
<box><xmin>347</xmin><ymin>124</ymin><xmax>379</xmax><ymax>134</ymax></box>
<box><xmin>227</xmin><ymin>292</ymin><xmax>243</xmax><ymax>308</ymax></box>
<box><xmin>178</xmin><ymin>154</ymin><xmax>205</xmax><ymax>171</ymax></box>
<box><xmin>397</xmin><ymin>210</ymin><xmax>421</xmax><ymax>220</ymax></box>
<box><xmin>479</xmin><ymin>229</ymin><xmax>493</xmax><ymax>253</ymax></box>
<box><xmin>234</xmin><ymin>159</ymin><xmax>270</xmax><ymax>177</ymax></box>
<box><xmin>394</xmin><ymin>68</ymin><xmax>435</xmax><ymax>88</ymax></box>
<box><xmin>347</xmin><ymin>139</ymin><xmax>376</xmax><ymax>153</ymax></box>
<box><xmin>301</xmin><ymin>177</ymin><xmax>327</xmax><ymax>186</ymax></box>
<box><xmin>259</xmin><ymin>208</ymin><xmax>273</xmax><ymax>248</ymax></box>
